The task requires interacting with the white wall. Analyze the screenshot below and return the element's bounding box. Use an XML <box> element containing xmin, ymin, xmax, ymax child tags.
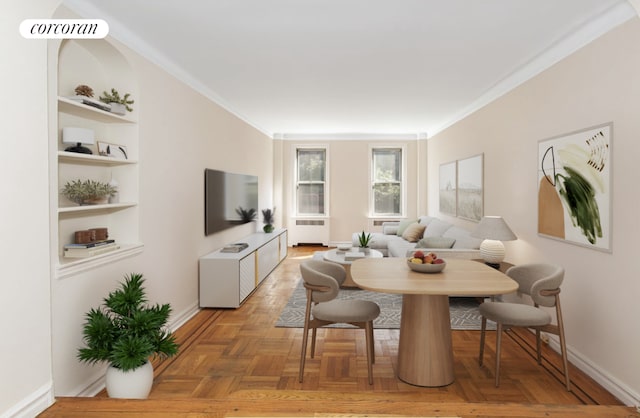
<box><xmin>0</xmin><ymin>1</ymin><xmax>59</xmax><ymax>416</ymax></box>
<box><xmin>427</xmin><ymin>17</ymin><xmax>640</xmax><ymax>405</ymax></box>
<box><xmin>278</xmin><ymin>138</ymin><xmax>421</xmax><ymax>244</ymax></box>
<box><xmin>48</xmin><ymin>8</ymin><xmax>274</xmax><ymax>397</ymax></box>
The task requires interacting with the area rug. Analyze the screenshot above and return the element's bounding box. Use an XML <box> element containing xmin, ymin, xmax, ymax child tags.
<box><xmin>275</xmin><ymin>279</ymin><xmax>495</xmax><ymax>330</ymax></box>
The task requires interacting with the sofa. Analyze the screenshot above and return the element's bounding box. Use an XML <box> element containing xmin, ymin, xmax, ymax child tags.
<box><xmin>351</xmin><ymin>216</ymin><xmax>482</xmax><ymax>258</ymax></box>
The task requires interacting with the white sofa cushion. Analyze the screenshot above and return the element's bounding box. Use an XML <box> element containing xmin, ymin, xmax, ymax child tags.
<box><xmin>443</xmin><ymin>226</ymin><xmax>483</xmax><ymax>249</ymax></box>
<box><xmin>423</xmin><ymin>219</ymin><xmax>453</xmax><ymax>237</ymax></box>
<box><xmin>416</xmin><ymin>236</ymin><xmax>456</xmax><ymax>249</ymax></box>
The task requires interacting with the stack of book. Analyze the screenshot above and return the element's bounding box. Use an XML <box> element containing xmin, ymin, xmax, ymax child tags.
<box><xmin>221</xmin><ymin>243</ymin><xmax>249</xmax><ymax>253</ymax></box>
<box><xmin>63</xmin><ymin>239</ymin><xmax>120</xmax><ymax>258</ymax></box>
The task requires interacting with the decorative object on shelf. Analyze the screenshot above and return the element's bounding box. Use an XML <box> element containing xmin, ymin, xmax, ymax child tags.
<box><xmin>99</xmin><ymin>88</ymin><xmax>134</xmax><ymax>115</ymax></box>
<box><xmin>262</xmin><ymin>207</ymin><xmax>275</xmax><ymax>233</ymax></box>
<box><xmin>235</xmin><ymin>206</ymin><xmax>257</xmax><ymax>223</ymax></box>
<box><xmin>97</xmin><ymin>141</ymin><xmax>128</xmax><ymax>160</ymax></box>
<box><xmin>62</xmin><ymin>126</ymin><xmax>95</xmax><ymax>154</ymax></box>
<box><xmin>77</xmin><ymin>273</ymin><xmax>178</xmax><ymax>398</ymax></box>
<box><xmin>357</xmin><ymin>231</ymin><xmax>372</xmax><ymax>253</ymax></box>
<box><xmin>74</xmin><ymin>84</ymin><xmax>94</xmax><ymax>97</ymax></box>
<box><xmin>471</xmin><ymin>216</ymin><xmax>517</xmax><ymax>268</ymax></box>
<box><xmin>61</xmin><ymin>179</ymin><xmax>117</xmax><ymax>205</ymax></box>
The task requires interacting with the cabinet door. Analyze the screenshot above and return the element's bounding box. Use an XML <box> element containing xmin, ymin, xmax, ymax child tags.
<box><xmin>257</xmin><ymin>237</ymin><xmax>279</xmax><ymax>283</ymax></box>
<box><xmin>239</xmin><ymin>254</ymin><xmax>256</xmax><ymax>302</ymax></box>
<box><xmin>279</xmin><ymin>231</ymin><xmax>288</xmax><ymax>262</ymax></box>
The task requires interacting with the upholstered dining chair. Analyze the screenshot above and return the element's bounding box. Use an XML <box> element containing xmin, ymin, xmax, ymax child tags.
<box><xmin>298</xmin><ymin>260</ymin><xmax>380</xmax><ymax>384</ymax></box>
<box><xmin>479</xmin><ymin>263</ymin><xmax>570</xmax><ymax>390</ymax></box>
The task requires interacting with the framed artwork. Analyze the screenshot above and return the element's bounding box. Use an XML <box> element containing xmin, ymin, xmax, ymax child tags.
<box><xmin>538</xmin><ymin>123</ymin><xmax>612</xmax><ymax>252</ymax></box>
<box><xmin>456</xmin><ymin>154</ymin><xmax>483</xmax><ymax>221</ymax></box>
<box><xmin>97</xmin><ymin>141</ymin><xmax>128</xmax><ymax>160</ymax></box>
<box><xmin>439</xmin><ymin>161</ymin><xmax>457</xmax><ymax>216</ymax></box>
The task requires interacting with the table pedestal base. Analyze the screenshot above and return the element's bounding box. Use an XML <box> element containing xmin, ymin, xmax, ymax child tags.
<box><xmin>398</xmin><ymin>294</ymin><xmax>454</xmax><ymax>387</ymax></box>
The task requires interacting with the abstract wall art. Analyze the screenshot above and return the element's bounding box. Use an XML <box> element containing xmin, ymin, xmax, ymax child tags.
<box><xmin>537</xmin><ymin>123</ymin><xmax>612</xmax><ymax>252</ymax></box>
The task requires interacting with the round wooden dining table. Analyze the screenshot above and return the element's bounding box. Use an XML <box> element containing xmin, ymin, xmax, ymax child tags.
<box><xmin>350</xmin><ymin>257</ymin><xmax>518</xmax><ymax>387</ymax></box>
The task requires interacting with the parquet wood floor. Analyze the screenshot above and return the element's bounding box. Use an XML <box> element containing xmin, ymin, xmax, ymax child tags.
<box><xmin>40</xmin><ymin>247</ymin><xmax>638</xmax><ymax>417</ymax></box>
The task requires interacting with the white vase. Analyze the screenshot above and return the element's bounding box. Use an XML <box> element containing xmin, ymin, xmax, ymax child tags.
<box><xmin>105</xmin><ymin>361</ymin><xmax>154</xmax><ymax>399</ymax></box>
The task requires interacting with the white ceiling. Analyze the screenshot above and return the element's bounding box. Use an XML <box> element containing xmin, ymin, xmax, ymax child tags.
<box><xmin>64</xmin><ymin>0</ymin><xmax>636</xmax><ymax>138</ymax></box>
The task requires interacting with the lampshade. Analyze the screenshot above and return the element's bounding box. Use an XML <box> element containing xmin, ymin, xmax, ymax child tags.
<box><xmin>62</xmin><ymin>127</ymin><xmax>94</xmax><ymax>154</ymax></box>
<box><xmin>471</xmin><ymin>216</ymin><xmax>517</xmax><ymax>267</ymax></box>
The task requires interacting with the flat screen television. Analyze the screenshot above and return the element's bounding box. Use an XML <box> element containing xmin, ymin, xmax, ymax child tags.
<box><xmin>204</xmin><ymin>168</ymin><xmax>258</xmax><ymax>236</ymax></box>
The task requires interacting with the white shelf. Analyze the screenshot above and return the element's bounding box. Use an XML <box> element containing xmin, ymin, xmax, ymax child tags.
<box><xmin>58</xmin><ymin>151</ymin><xmax>137</xmax><ymax>165</ymax></box>
<box><xmin>58</xmin><ymin>202</ymin><xmax>137</xmax><ymax>215</ymax></box>
<box><xmin>56</xmin><ymin>243</ymin><xmax>144</xmax><ymax>279</ymax></box>
<box><xmin>58</xmin><ymin>96</ymin><xmax>136</xmax><ymax>124</ymax></box>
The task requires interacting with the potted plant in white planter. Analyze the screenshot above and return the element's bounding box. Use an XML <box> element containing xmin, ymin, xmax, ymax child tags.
<box><xmin>262</xmin><ymin>207</ymin><xmax>275</xmax><ymax>233</ymax></box>
<box><xmin>77</xmin><ymin>273</ymin><xmax>179</xmax><ymax>399</ymax></box>
<box><xmin>357</xmin><ymin>231</ymin><xmax>372</xmax><ymax>254</ymax></box>
<box><xmin>99</xmin><ymin>88</ymin><xmax>134</xmax><ymax>115</ymax></box>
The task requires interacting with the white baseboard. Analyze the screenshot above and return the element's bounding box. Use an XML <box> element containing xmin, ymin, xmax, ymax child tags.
<box><xmin>547</xmin><ymin>336</ymin><xmax>640</xmax><ymax>407</ymax></box>
<box><xmin>2</xmin><ymin>382</ymin><xmax>54</xmax><ymax>418</ymax></box>
<box><xmin>170</xmin><ymin>301</ymin><xmax>200</xmax><ymax>332</ymax></box>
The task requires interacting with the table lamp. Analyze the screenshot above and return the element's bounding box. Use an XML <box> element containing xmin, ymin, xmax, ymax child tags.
<box><xmin>62</xmin><ymin>127</ymin><xmax>94</xmax><ymax>154</ymax></box>
<box><xmin>471</xmin><ymin>216</ymin><xmax>517</xmax><ymax>268</ymax></box>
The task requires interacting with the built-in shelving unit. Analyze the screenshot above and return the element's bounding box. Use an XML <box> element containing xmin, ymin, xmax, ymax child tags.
<box><xmin>51</xmin><ymin>38</ymin><xmax>142</xmax><ymax>278</ymax></box>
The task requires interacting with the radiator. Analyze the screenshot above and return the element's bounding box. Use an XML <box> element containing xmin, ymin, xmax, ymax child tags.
<box><xmin>288</xmin><ymin>218</ymin><xmax>330</xmax><ymax>246</ymax></box>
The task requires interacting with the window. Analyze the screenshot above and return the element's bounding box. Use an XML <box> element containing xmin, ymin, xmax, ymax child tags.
<box><xmin>371</xmin><ymin>147</ymin><xmax>403</xmax><ymax>216</ymax></box>
<box><xmin>295</xmin><ymin>148</ymin><xmax>326</xmax><ymax>215</ymax></box>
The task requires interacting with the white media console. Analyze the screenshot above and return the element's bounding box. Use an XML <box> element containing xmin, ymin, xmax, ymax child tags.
<box><xmin>199</xmin><ymin>229</ymin><xmax>288</xmax><ymax>308</ymax></box>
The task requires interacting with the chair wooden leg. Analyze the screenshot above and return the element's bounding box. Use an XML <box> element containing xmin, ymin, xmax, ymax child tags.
<box><xmin>495</xmin><ymin>322</ymin><xmax>503</xmax><ymax>387</ymax></box>
<box><xmin>536</xmin><ymin>329</ymin><xmax>542</xmax><ymax>364</ymax></box>
<box><xmin>368</xmin><ymin>321</ymin><xmax>375</xmax><ymax>365</ymax></box>
<box><xmin>479</xmin><ymin>316</ymin><xmax>487</xmax><ymax>366</ymax></box>
<box><xmin>365</xmin><ymin>321</ymin><xmax>374</xmax><ymax>385</ymax></box>
<box><xmin>556</xmin><ymin>298</ymin><xmax>571</xmax><ymax>391</ymax></box>
<box><xmin>299</xmin><ymin>324</ymin><xmax>309</xmax><ymax>383</ymax></box>
<box><xmin>310</xmin><ymin>328</ymin><xmax>317</xmax><ymax>358</ymax></box>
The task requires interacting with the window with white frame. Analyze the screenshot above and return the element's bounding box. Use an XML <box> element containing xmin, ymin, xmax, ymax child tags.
<box><xmin>371</xmin><ymin>147</ymin><xmax>403</xmax><ymax>216</ymax></box>
<box><xmin>295</xmin><ymin>147</ymin><xmax>327</xmax><ymax>216</ymax></box>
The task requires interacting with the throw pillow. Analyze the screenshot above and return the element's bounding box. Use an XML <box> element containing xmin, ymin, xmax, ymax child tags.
<box><xmin>396</xmin><ymin>219</ymin><xmax>418</xmax><ymax>236</ymax></box>
<box><xmin>402</xmin><ymin>223</ymin><xmax>426</xmax><ymax>242</ymax></box>
<box><xmin>416</xmin><ymin>236</ymin><xmax>456</xmax><ymax>249</ymax></box>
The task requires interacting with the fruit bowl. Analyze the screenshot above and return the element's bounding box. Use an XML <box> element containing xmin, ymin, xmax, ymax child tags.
<box><xmin>407</xmin><ymin>259</ymin><xmax>446</xmax><ymax>273</ymax></box>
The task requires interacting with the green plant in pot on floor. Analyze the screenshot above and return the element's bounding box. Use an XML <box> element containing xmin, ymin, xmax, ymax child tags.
<box><xmin>77</xmin><ymin>273</ymin><xmax>179</xmax><ymax>399</ymax></box>
<box><xmin>262</xmin><ymin>207</ymin><xmax>276</xmax><ymax>233</ymax></box>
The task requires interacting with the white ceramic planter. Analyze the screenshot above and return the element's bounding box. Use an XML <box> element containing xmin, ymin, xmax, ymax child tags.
<box><xmin>105</xmin><ymin>361</ymin><xmax>154</xmax><ymax>399</ymax></box>
<box><xmin>109</xmin><ymin>102</ymin><xmax>127</xmax><ymax>115</ymax></box>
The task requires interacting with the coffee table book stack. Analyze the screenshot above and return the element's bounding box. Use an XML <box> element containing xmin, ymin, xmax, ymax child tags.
<box><xmin>63</xmin><ymin>240</ymin><xmax>120</xmax><ymax>258</ymax></box>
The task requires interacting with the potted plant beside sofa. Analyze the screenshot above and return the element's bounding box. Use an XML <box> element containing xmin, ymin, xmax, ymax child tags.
<box><xmin>77</xmin><ymin>273</ymin><xmax>179</xmax><ymax>399</ymax></box>
<box><xmin>357</xmin><ymin>231</ymin><xmax>372</xmax><ymax>254</ymax></box>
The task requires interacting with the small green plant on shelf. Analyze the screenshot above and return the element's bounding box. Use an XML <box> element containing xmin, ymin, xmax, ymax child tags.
<box><xmin>358</xmin><ymin>231</ymin><xmax>372</xmax><ymax>248</ymax></box>
<box><xmin>61</xmin><ymin>179</ymin><xmax>117</xmax><ymax>205</ymax></box>
<box><xmin>77</xmin><ymin>273</ymin><xmax>179</xmax><ymax>372</ymax></box>
<box><xmin>99</xmin><ymin>88</ymin><xmax>134</xmax><ymax>112</ymax></box>
<box><xmin>262</xmin><ymin>207</ymin><xmax>275</xmax><ymax>233</ymax></box>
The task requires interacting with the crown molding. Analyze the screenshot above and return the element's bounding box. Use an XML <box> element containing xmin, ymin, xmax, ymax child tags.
<box><xmin>428</xmin><ymin>1</ymin><xmax>637</xmax><ymax>137</ymax></box>
<box><xmin>274</xmin><ymin>133</ymin><xmax>427</xmax><ymax>141</ymax></box>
